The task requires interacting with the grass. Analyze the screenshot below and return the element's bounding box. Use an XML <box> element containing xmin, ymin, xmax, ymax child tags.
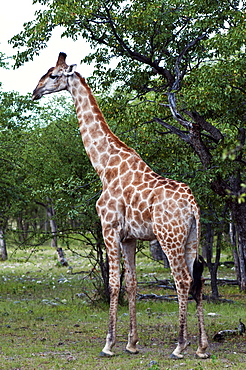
<box><xmin>0</xmin><ymin>244</ymin><xmax>246</xmax><ymax>369</ymax></box>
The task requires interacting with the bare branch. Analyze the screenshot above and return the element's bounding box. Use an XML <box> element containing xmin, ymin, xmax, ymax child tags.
<box><xmin>174</xmin><ymin>33</ymin><xmax>208</xmax><ymax>91</ymax></box>
<box><xmin>230</xmin><ymin>85</ymin><xmax>246</xmax><ymax>94</ymax></box>
<box><xmin>153</xmin><ymin>117</ymin><xmax>189</xmax><ymax>141</ymax></box>
<box><xmin>168</xmin><ymin>92</ymin><xmax>193</xmax><ymax>129</ymax></box>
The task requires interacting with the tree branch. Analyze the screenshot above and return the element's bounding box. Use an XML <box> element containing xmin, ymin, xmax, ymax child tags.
<box><xmin>187</xmin><ymin>111</ymin><xmax>224</xmax><ymax>142</ymax></box>
<box><xmin>153</xmin><ymin>117</ymin><xmax>189</xmax><ymax>141</ymax></box>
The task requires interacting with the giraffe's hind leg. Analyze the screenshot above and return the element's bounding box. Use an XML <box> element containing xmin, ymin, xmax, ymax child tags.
<box><xmin>157</xmin><ymin>240</ymin><xmax>192</xmax><ymax>358</ymax></box>
<box><xmin>155</xmin><ymin>227</ymin><xmax>192</xmax><ymax>359</ymax></box>
<box><xmin>185</xmin><ymin>224</ymin><xmax>209</xmax><ymax>358</ymax></box>
<box><xmin>196</xmin><ymin>295</ymin><xmax>209</xmax><ymax>358</ymax></box>
<box><xmin>192</xmin><ymin>259</ymin><xmax>209</xmax><ymax>358</ymax></box>
<box><xmin>170</xmin><ymin>273</ymin><xmax>192</xmax><ymax>359</ymax></box>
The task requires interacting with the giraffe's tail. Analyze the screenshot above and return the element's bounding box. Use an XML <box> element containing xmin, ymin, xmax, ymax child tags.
<box><xmin>190</xmin><ymin>255</ymin><xmax>205</xmax><ymax>305</ymax></box>
<box><xmin>190</xmin><ymin>202</ymin><xmax>204</xmax><ymax>305</ymax></box>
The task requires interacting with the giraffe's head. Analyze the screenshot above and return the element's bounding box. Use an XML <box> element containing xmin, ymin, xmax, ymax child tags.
<box><xmin>32</xmin><ymin>52</ymin><xmax>77</xmax><ymax>100</ymax></box>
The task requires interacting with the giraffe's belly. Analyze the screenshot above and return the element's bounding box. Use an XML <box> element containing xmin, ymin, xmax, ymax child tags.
<box><xmin>122</xmin><ymin>209</ymin><xmax>155</xmax><ymax>241</ymax></box>
<box><xmin>122</xmin><ymin>223</ymin><xmax>155</xmax><ymax>241</ymax></box>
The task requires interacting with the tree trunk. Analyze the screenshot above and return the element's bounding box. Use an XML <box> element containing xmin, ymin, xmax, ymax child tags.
<box><xmin>236</xmin><ymin>213</ymin><xmax>246</xmax><ymax>290</ymax></box>
<box><xmin>229</xmin><ymin>174</ymin><xmax>246</xmax><ymax>290</ymax></box>
<box><xmin>46</xmin><ymin>199</ymin><xmax>68</xmax><ymax>266</ymax></box>
<box><xmin>0</xmin><ymin>226</ymin><xmax>8</xmax><ymax>261</ymax></box>
<box><xmin>17</xmin><ymin>214</ymin><xmax>29</xmax><ymax>243</ymax></box>
<box><xmin>230</xmin><ymin>219</ymin><xmax>241</xmax><ymax>285</ymax></box>
<box><xmin>203</xmin><ymin>223</ymin><xmax>220</xmax><ymax>300</ymax></box>
<box><xmin>235</xmin><ymin>218</ymin><xmax>246</xmax><ymax>290</ymax></box>
<box><xmin>150</xmin><ymin>240</ymin><xmax>170</xmax><ymax>268</ymax></box>
<box><xmin>209</xmin><ymin>172</ymin><xmax>246</xmax><ymax>291</ymax></box>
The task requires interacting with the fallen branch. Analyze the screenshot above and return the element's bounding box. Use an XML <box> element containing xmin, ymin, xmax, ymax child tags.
<box><xmin>138</xmin><ymin>279</ymin><xmax>175</xmax><ymax>290</ymax></box>
<box><xmin>204</xmin><ymin>278</ymin><xmax>238</xmax><ymax>286</ymax></box>
<box><xmin>203</xmin><ymin>295</ymin><xmax>235</xmax><ymax>303</ymax></box>
<box><xmin>137</xmin><ymin>293</ymin><xmax>178</xmax><ymax>301</ymax></box>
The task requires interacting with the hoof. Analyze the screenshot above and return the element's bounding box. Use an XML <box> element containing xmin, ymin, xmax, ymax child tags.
<box><xmin>195</xmin><ymin>352</ymin><xmax>210</xmax><ymax>359</ymax></box>
<box><xmin>125</xmin><ymin>349</ymin><xmax>139</xmax><ymax>355</ymax></box>
<box><xmin>170</xmin><ymin>353</ymin><xmax>184</xmax><ymax>359</ymax></box>
<box><xmin>99</xmin><ymin>351</ymin><xmax>114</xmax><ymax>357</ymax></box>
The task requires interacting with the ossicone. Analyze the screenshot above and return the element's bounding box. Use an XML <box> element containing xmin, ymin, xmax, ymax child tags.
<box><xmin>56</xmin><ymin>52</ymin><xmax>67</xmax><ymax>66</ymax></box>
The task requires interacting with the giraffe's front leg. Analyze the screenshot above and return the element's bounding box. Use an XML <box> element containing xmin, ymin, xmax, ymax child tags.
<box><xmin>100</xmin><ymin>292</ymin><xmax>119</xmax><ymax>356</ymax></box>
<box><xmin>121</xmin><ymin>240</ymin><xmax>139</xmax><ymax>354</ymax></box>
<box><xmin>100</xmin><ymin>229</ymin><xmax>121</xmax><ymax>357</ymax></box>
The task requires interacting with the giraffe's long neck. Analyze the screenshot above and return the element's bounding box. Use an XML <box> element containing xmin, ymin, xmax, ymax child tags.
<box><xmin>68</xmin><ymin>72</ymin><xmax>124</xmax><ymax>178</ymax></box>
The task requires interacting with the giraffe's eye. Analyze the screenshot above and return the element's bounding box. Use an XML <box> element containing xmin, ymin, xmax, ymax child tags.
<box><xmin>50</xmin><ymin>74</ymin><xmax>57</xmax><ymax>80</ymax></box>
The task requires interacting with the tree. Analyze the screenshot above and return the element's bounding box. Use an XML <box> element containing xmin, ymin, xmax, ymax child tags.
<box><xmin>0</xmin><ymin>90</ymin><xmax>40</xmax><ymax>260</ymax></box>
<box><xmin>0</xmin><ymin>51</ymin><xmax>9</xmax><ymax>75</ymax></box>
<box><xmin>10</xmin><ymin>0</ymin><xmax>246</xmax><ymax>288</ymax></box>
<box><xmin>17</xmin><ymin>96</ymin><xmax>94</xmax><ymax>262</ymax></box>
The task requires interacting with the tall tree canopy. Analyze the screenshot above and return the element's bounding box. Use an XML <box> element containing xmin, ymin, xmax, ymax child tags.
<box><xmin>10</xmin><ymin>0</ymin><xmax>245</xmax><ymax>166</ymax></box>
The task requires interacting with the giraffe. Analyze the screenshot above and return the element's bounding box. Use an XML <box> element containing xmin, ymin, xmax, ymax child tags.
<box><xmin>32</xmin><ymin>52</ymin><xmax>208</xmax><ymax>359</ymax></box>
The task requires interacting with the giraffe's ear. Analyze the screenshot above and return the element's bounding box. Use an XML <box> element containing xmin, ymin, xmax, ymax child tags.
<box><xmin>64</xmin><ymin>64</ymin><xmax>77</xmax><ymax>76</ymax></box>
